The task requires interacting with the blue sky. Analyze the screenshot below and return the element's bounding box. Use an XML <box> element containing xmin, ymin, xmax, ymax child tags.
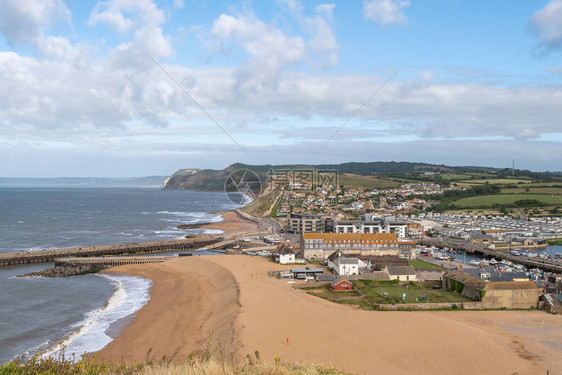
<box><xmin>0</xmin><ymin>0</ymin><xmax>561</xmax><ymax>177</ymax></box>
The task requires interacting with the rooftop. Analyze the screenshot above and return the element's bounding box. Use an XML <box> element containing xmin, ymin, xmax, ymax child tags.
<box><xmin>386</xmin><ymin>265</ymin><xmax>416</xmax><ymax>276</ymax></box>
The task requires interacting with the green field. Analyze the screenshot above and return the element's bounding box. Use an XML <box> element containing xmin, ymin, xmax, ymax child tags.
<box><xmin>458</xmin><ymin>178</ymin><xmax>532</xmax><ymax>185</ymax></box>
<box><xmin>453</xmin><ymin>194</ymin><xmax>562</xmax><ymax>208</ymax></box>
<box><xmin>306</xmin><ymin>280</ymin><xmax>473</xmax><ymax>308</ymax></box>
<box><xmin>438</xmin><ymin>173</ymin><xmax>474</xmax><ymax>180</ymax></box>
<box><xmin>354</xmin><ymin>280</ymin><xmax>472</xmax><ymax>304</ymax></box>
<box><xmin>501</xmin><ymin>187</ymin><xmax>562</xmax><ymax>195</ymax></box>
<box><xmin>408</xmin><ymin>259</ymin><xmax>447</xmax><ymax>270</ymax></box>
<box><xmin>338</xmin><ymin>173</ymin><xmax>399</xmax><ymax>189</ymax></box>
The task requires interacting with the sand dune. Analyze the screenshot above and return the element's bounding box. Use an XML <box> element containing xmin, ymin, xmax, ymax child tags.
<box><xmin>95</xmin><ymin>255</ymin><xmax>562</xmax><ymax>374</ymax></box>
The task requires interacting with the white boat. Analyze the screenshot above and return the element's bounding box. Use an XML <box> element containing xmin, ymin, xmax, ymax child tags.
<box><xmin>489</xmin><ymin>258</ymin><xmax>499</xmax><ymax>264</ymax></box>
<box><xmin>469</xmin><ymin>260</ymin><xmax>480</xmax><ymax>266</ymax></box>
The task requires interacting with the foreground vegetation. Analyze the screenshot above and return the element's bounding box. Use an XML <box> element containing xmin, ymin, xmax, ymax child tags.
<box><xmin>0</xmin><ymin>350</ymin><xmax>348</xmax><ymax>375</ymax></box>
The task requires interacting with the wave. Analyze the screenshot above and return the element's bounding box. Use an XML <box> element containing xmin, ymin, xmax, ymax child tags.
<box><xmin>43</xmin><ymin>274</ymin><xmax>152</xmax><ymax>361</ymax></box>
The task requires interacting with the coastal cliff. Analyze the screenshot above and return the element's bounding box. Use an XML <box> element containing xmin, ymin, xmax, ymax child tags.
<box><xmin>162</xmin><ymin>161</ymin><xmax>502</xmax><ymax>192</ymax></box>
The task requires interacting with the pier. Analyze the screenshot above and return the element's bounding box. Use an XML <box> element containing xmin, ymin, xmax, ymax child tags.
<box><xmin>419</xmin><ymin>239</ymin><xmax>562</xmax><ymax>273</ymax></box>
<box><xmin>0</xmin><ymin>230</ymin><xmax>274</xmax><ymax>267</ymax></box>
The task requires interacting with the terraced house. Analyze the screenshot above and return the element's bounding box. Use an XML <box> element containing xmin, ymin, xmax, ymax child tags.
<box><xmin>300</xmin><ymin>232</ymin><xmax>415</xmax><ymax>259</ymax></box>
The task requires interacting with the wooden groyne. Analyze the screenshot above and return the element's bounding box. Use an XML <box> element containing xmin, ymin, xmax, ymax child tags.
<box><xmin>0</xmin><ymin>236</ymin><xmax>222</xmax><ymax>267</ymax></box>
<box><xmin>0</xmin><ymin>230</ymin><xmax>274</xmax><ymax>267</ymax></box>
<box><xmin>55</xmin><ymin>256</ymin><xmax>172</xmax><ymax>267</ymax></box>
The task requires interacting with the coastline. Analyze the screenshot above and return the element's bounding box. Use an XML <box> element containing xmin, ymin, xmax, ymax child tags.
<box><xmin>92</xmin><ymin>255</ymin><xmax>562</xmax><ymax>374</ymax></box>
<box><xmin>92</xmin><ymin>257</ymin><xmax>241</xmax><ymax>363</ymax></box>
<box><xmin>194</xmin><ymin>210</ymin><xmax>258</xmax><ymax>236</ymax></box>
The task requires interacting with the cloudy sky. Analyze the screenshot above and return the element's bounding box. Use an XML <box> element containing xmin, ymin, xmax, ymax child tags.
<box><xmin>0</xmin><ymin>0</ymin><xmax>561</xmax><ymax>177</ymax></box>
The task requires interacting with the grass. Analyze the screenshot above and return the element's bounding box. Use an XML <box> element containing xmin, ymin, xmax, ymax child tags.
<box><xmin>546</xmin><ymin>238</ymin><xmax>562</xmax><ymax>246</ymax></box>
<box><xmin>458</xmin><ymin>178</ymin><xmax>532</xmax><ymax>185</ymax></box>
<box><xmin>453</xmin><ymin>194</ymin><xmax>562</xmax><ymax>208</ymax></box>
<box><xmin>437</xmin><ymin>173</ymin><xmax>474</xmax><ymax>180</ymax></box>
<box><xmin>0</xmin><ymin>348</ymin><xmax>348</xmax><ymax>375</ymax></box>
<box><xmin>354</xmin><ymin>280</ymin><xmax>473</xmax><ymax>305</ymax></box>
<box><xmin>408</xmin><ymin>259</ymin><xmax>447</xmax><ymax>270</ymax></box>
<box><xmin>500</xmin><ymin>187</ymin><xmax>562</xmax><ymax>195</ymax></box>
<box><xmin>241</xmin><ymin>191</ymin><xmax>280</xmax><ymax>217</ymax></box>
<box><xmin>337</xmin><ymin>174</ymin><xmax>399</xmax><ymax>189</ymax></box>
<box><xmin>304</xmin><ymin>285</ymin><xmax>362</xmax><ymax>302</ymax></box>
<box><xmin>306</xmin><ymin>280</ymin><xmax>473</xmax><ymax>308</ymax></box>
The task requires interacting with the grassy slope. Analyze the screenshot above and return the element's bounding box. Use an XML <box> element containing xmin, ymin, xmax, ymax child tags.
<box><xmin>453</xmin><ymin>194</ymin><xmax>562</xmax><ymax>207</ymax></box>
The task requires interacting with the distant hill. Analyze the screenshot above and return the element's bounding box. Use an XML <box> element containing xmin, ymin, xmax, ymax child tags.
<box><xmin>163</xmin><ymin>161</ymin><xmax>562</xmax><ymax>192</ymax></box>
<box><xmin>0</xmin><ymin>176</ymin><xmax>168</xmax><ymax>187</ymax></box>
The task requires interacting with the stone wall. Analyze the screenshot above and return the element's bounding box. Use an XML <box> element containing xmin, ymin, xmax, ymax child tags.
<box><xmin>482</xmin><ymin>289</ymin><xmax>541</xmax><ymax>309</ymax></box>
<box><xmin>377</xmin><ymin>302</ymin><xmax>484</xmax><ymax>310</ymax></box>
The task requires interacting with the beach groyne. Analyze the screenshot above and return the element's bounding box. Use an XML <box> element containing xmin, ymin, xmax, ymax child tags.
<box><xmin>0</xmin><ymin>236</ymin><xmax>221</xmax><ymax>267</ymax></box>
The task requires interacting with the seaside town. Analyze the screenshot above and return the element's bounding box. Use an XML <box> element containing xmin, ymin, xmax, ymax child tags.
<box><xmin>234</xmin><ymin>173</ymin><xmax>559</xmax><ymax>314</ymax></box>
<box><xmin>3</xmin><ymin>0</ymin><xmax>562</xmax><ymax>373</ymax></box>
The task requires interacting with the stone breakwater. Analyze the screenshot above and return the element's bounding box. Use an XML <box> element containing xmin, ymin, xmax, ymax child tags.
<box><xmin>17</xmin><ymin>264</ymin><xmax>106</xmax><ymax>278</ymax></box>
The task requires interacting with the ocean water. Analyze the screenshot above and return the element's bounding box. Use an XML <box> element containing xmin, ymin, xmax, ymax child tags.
<box><xmin>0</xmin><ymin>187</ymin><xmax>244</xmax><ymax>363</ymax></box>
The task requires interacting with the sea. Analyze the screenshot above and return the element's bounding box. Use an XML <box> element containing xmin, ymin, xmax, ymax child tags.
<box><xmin>0</xmin><ymin>187</ymin><xmax>246</xmax><ymax>363</ymax></box>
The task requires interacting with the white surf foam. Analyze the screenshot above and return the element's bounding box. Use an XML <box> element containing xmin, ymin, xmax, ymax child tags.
<box><xmin>43</xmin><ymin>274</ymin><xmax>151</xmax><ymax>361</ymax></box>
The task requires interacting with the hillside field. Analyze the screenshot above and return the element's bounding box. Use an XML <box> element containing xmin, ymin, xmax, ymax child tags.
<box><xmin>453</xmin><ymin>194</ymin><xmax>562</xmax><ymax>208</ymax></box>
<box><xmin>337</xmin><ymin>173</ymin><xmax>399</xmax><ymax>189</ymax></box>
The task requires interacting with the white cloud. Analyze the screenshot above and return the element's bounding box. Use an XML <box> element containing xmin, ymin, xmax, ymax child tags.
<box><xmin>0</xmin><ymin>0</ymin><xmax>70</xmax><ymax>45</ymax></box>
<box><xmin>530</xmin><ymin>0</ymin><xmax>562</xmax><ymax>50</ymax></box>
<box><xmin>88</xmin><ymin>0</ymin><xmax>165</xmax><ymax>33</ymax></box>
<box><xmin>363</xmin><ymin>0</ymin><xmax>410</xmax><ymax>26</ymax></box>
<box><xmin>209</xmin><ymin>1</ymin><xmax>338</xmax><ymax>94</ymax></box>
<box><xmin>89</xmin><ymin>0</ymin><xmax>173</xmax><ymax>63</ymax></box>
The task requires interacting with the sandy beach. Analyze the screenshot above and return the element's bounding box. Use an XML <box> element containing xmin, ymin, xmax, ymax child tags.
<box><xmin>94</xmin><ymin>255</ymin><xmax>562</xmax><ymax>374</ymax></box>
<box><xmin>199</xmin><ymin>210</ymin><xmax>258</xmax><ymax>235</ymax></box>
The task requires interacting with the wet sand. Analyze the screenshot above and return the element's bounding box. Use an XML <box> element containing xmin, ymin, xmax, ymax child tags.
<box><xmin>200</xmin><ymin>211</ymin><xmax>258</xmax><ymax>235</ymax></box>
<box><xmin>95</xmin><ymin>255</ymin><xmax>562</xmax><ymax>374</ymax></box>
<box><xmin>94</xmin><ymin>257</ymin><xmax>240</xmax><ymax>363</ymax></box>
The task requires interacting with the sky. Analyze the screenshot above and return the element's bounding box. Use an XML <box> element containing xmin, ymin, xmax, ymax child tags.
<box><xmin>0</xmin><ymin>0</ymin><xmax>561</xmax><ymax>177</ymax></box>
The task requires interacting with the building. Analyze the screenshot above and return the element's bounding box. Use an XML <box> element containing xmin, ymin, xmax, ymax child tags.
<box><xmin>290</xmin><ymin>267</ymin><xmax>324</xmax><ymax>280</ymax></box>
<box><xmin>443</xmin><ymin>266</ymin><xmax>540</xmax><ymax>309</ymax></box>
<box><xmin>330</xmin><ymin>279</ymin><xmax>353</xmax><ymax>292</ymax></box>
<box><xmin>301</xmin><ymin>232</ymin><xmax>415</xmax><ymax>259</ymax></box>
<box><xmin>406</xmin><ymin>222</ymin><xmax>424</xmax><ymax>238</ymax></box>
<box><xmin>287</xmin><ymin>213</ymin><xmax>325</xmax><ymax>234</ymax></box>
<box><xmin>385</xmin><ymin>265</ymin><xmax>417</xmax><ymax>282</ymax></box>
<box><xmin>276</xmin><ymin>245</ymin><xmax>296</xmax><ymax>265</ymax></box>
<box><xmin>333</xmin><ymin>214</ymin><xmax>408</xmax><ymax>238</ymax></box>
<box><xmin>510</xmin><ymin>236</ymin><xmax>539</xmax><ymax>246</ymax></box>
<box><xmin>327</xmin><ymin>251</ymin><xmax>362</xmax><ymax>276</ymax></box>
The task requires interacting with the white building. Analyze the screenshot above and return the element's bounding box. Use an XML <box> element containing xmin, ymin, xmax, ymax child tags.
<box><xmin>277</xmin><ymin>245</ymin><xmax>296</xmax><ymax>265</ymax></box>
<box><xmin>327</xmin><ymin>250</ymin><xmax>364</xmax><ymax>276</ymax></box>
<box><xmin>333</xmin><ymin>214</ymin><xmax>408</xmax><ymax>238</ymax></box>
